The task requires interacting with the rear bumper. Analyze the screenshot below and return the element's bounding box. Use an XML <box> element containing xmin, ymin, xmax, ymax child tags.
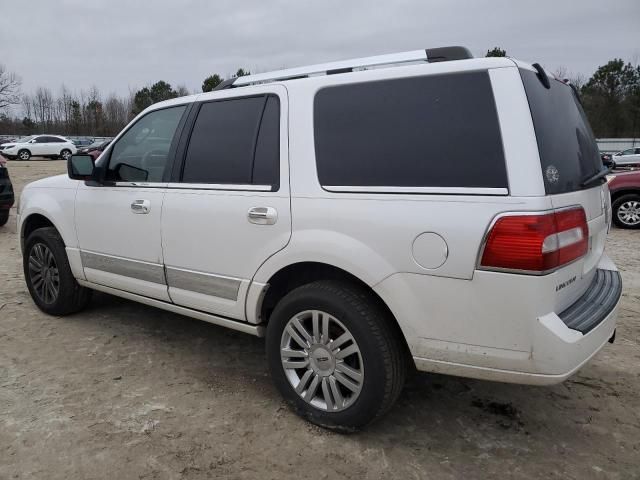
<box><xmin>376</xmin><ymin>254</ymin><xmax>621</xmax><ymax>385</ymax></box>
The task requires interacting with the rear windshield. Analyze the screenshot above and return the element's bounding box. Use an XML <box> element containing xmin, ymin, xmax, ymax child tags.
<box><xmin>520</xmin><ymin>69</ymin><xmax>602</xmax><ymax>194</ymax></box>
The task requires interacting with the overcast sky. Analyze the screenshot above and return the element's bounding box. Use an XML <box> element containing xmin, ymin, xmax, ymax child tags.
<box><xmin>1</xmin><ymin>0</ymin><xmax>639</xmax><ymax>100</ymax></box>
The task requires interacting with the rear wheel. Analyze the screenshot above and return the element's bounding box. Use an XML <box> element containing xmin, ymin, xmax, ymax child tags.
<box><xmin>60</xmin><ymin>149</ymin><xmax>72</xmax><ymax>161</ymax></box>
<box><xmin>24</xmin><ymin>227</ymin><xmax>92</xmax><ymax>315</ymax></box>
<box><xmin>612</xmin><ymin>194</ymin><xmax>640</xmax><ymax>229</ymax></box>
<box><xmin>0</xmin><ymin>209</ymin><xmax>9</xmax><ymax>226</ymax></box>
<box><xmin>266</xmin><ymin>280</ymin><xmax>406</xmax><ymax>431</ymax></box>
<box><xmin>18</xmin><ymin>149</ymin><xmax>31</xmax><ymax>161</ymax></box>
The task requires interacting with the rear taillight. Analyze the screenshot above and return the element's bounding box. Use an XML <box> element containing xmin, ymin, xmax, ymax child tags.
<box><xmin>480</xmin><ymin>207</ymin><xmax>588</xmax><ymax>274</ymax></box>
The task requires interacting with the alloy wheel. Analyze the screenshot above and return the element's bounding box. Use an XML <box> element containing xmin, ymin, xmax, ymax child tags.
<box><xmin>28</xmin><ymin>243</ymin><xmax>60</xmax><ymax>304</ymax></box>
<box><xmin>280</xmin><ymin>310</ymin><xmax>364</xmax><ymax>412</ymax></box>
<box><xmin>617</xmin><ymin>200</ymin><xmax>640</xmax><ymax>226</ymax></box>
<box><xmin>19</xmin><ymin>151</ymin><xmax>30</xmax><ymax>160</ymax></box>
<box><xmin>61</xmin><ymin>150</ymin><xmax>71</xmax><ymax>160</ymax></box>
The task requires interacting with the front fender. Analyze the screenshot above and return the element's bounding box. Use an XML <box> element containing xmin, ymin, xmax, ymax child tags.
<box><xmin>19</xmin><ymin>183</ymin><xmax>78</xmax><ymax>251</ymax></box>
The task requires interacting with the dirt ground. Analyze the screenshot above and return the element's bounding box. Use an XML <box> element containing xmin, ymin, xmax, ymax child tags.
<box><xmin>1</xmin><ymin>159</ymin><xmax>639</xmax><ymax>480</ymax></box>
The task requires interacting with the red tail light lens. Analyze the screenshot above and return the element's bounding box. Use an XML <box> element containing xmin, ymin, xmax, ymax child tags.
<box><xmin>480</xmin><ymin>207</ymin><xmax>588</xmax><ymax>273</ymax></box>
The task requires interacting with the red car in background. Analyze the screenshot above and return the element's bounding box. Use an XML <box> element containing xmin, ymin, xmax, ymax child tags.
<box><xmin>80</xmin><ymin>139</ymin><xmax>111</xmax><ymax>161</ymax></box>
<box><xmin>609</xmin><ymin>169</ymin><xmax>640</xmax><ymax>229</ymax></box>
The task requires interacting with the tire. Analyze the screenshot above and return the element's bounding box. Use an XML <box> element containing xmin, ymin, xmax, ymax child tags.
<box><xmin>18</xmin><ymin>149</ymin><xmax>31</xmax><ymax>161</ymax></box>
<box><xmin>612</xmin><ymin>193</ymin><xmax>640</xmax><ymax>229</ymax></box>
<box><xmin>23</xmin><ymin>227</ymin><xmax>92</xmax><ymax>315</ymax></box>
<box><xmin>266</xmin><ymin>280</ymin><xmax>407</xmax><ymax>431</ymax></box>
<box><xmin>60</xmin><ymin>149</ymin><xmax>72</xmax><ymax>161</ymax></box>
<box><xmin>0</xmin><ymin>209</ymin><xmax>8</xmax><ymax>226</ymax></box>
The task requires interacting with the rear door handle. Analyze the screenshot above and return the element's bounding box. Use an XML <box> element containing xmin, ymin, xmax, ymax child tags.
<box><xmin>248</xmin><ymin>206</ymin><xmax>277</xmax><ymax>225</ymax></box>
<box><xmin>131</xmin><ymin>199</ymin><xmax>150</xmax><ymax>214</ymax></box>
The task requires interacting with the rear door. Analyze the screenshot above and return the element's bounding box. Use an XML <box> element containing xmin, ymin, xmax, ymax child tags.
<box><xmin>520</xmin><ymin>68</ymin><xmax>610</xmax><ymax>309</ymax></box>
<box><xmin>161</xmin><ymin>87</ymin><xmax>290</xmax><ymax>320</ymax></box>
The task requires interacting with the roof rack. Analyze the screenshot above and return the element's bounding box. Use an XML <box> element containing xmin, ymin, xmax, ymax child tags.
<box><xmin>219</xmin><ymin>46</ymin><xmax>472</xmax><ymax>89</ymax></box>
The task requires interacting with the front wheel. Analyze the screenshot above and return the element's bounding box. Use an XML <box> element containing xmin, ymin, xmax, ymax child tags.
<box><xmin>266</xmin><ymin>280</ymin><xmax>407</xmax><ymax>431</ymax></box>
<box><xmin>23</xmin><ymin>227</ymin><xmax>92</xmax><ymax>315</ymax></box>
<box><xmin>60</xmin><ymin>149</ymin><xmax>72</xmax><ymax>161</ymax></box>
<box><xmin>612</xmin><ymin>194</ymin><xmax>640</xmax><ymax>229</ymax></box>
<box><xmin>18</xmin><ymin>149</ymin><xmax>31</xmax><ymax>161</ymax></box>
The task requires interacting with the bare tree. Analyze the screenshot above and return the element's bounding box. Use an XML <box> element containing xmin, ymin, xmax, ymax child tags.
<box><xmin>0</xmin><ymin>64</ymin><xmax>21</xmax><ymax>111</ymax></box>
<box><xmin>175</xmin><ymin>84</ymin><xmax>191</xmax><ymax>97</ymax></box>
<box><xmin>33</xmin><ymin>87</ymin><xmax>54</xmax><ymax>132</ymax></box>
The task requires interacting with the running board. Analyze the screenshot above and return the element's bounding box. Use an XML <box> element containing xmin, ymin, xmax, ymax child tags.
<box><xmin>77</xmin><ymin>280</ymin><xmax>265</xmax><ymax>337</ymax></box>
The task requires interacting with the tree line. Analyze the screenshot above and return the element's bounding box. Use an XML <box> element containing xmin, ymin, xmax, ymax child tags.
<box><xmin>487</xmin><ymin>47</ymin><xmax>640</xmax><ymax>138</ymax></box>
<box><xmin>1</xmin><ymin>52</ymin><xmax>640</xmax><ymax>139</ymax></box>
<box><xmin>0</xmin><ymin>67</ymin><xmax>250</xmax><ymax>137</ymax></box>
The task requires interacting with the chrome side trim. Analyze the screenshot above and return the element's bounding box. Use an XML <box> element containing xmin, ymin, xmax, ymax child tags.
<box><xmin>166</xmin><ymin>183</ymin><xmax>272</xmax><ymax>192</ymax></box>
<box><xmin>113</xmin><ymin>182</ymin><xmax>168</xmax><ymax>188</ymax></box>
<box><xmin>77</xmin><ymin>279</ymin><xmax>264</xmax><ymax>337</ymax></box>
<box><xmin>322</xmin><ymin>186</ymin><xmax>509</xmax><ymax>195</ymax></box>
<box><xmin>166</xmin><ymin>266</ymin><xmax>241</xmax><ymax>300</ymax></box>
<box><xmin>80</xmin><ymin>251</ymin><xmax>166</xmax><ymax>284</ymax></box>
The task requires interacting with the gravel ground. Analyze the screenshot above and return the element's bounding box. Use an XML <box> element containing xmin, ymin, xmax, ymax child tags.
<box><xmin>1</xmin><ymin>160</ymin><xmax>639</xmax><ymax>480</ymax></box>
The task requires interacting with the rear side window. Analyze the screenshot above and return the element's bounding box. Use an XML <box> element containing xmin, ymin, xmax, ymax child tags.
<box><xmin>181</xmin><ymin>95</ymin><xmax>280</xmax><ymax>188</ymax></box>
<box><xmin>520</xmin><ymin>69</ymin><xmax>602</xmax><ymax>194</ymax></box>
<box><xmin>314</xmin><ymin>71</ymin><xmax>507</xmax><ymax>189</ymax></box>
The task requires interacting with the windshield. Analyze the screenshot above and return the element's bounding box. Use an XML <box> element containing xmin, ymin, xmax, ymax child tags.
<box><xmin>15</xmin><ymin>136</ymin><xmax>34</xmax><ymax>143</ymax></box>
<box><xmin>520</xmin><ymin>69</ymin><xmax>602</xmax><ymax>194</ymax></box>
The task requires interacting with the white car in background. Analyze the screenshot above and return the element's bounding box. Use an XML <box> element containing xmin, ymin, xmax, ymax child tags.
<box><xmin>612</xmin><ymin>147</ymin><xmax>640</xmax><ymax>167</ymax></box>
<box><xmin>0</xmin><ymin>135</ymin><xmax>77</xmax><ymax>161</ymax></box>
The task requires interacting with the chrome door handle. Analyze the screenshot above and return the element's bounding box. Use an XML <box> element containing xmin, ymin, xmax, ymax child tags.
<box><xmin>131</xmin><ymin>199</ymin><xmax>150</xmax><ymax>214</ymax></box>
<box><xmin>248</xmin><ymin>206</ymin><xmax>277</xmax><ymax>225</ymax></box>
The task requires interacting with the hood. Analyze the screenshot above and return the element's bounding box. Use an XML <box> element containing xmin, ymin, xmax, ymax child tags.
<box><xmin>24</xmin><ymin>174</ymin><xmax>78</xmax><ymax>190</ymax></box>
<box><xmin>1</xmin><ymin>143</ymin><xmax>17</xmax><ymax>148</ymax></box>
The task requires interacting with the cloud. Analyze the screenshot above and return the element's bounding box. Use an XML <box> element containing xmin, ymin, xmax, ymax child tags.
<box><xmin>1</xmin><ymin>0</ymin><xmax>638</xmax><ymax>97</ymax></box>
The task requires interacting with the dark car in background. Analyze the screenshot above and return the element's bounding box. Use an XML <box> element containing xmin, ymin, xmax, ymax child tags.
<box><xmin>80</xmin><ymin>139</ymin><xmax>111</xmax><ymax>160</ymax></box>
<box><xmin>72</xmin><ymin>138</ymin><xmax>94</xmax><ymax>149</ymax></box>
<box><xmin>0</xmin><ymin>156</ymin><xmax>14</xmax><ymax>226</ymax></box>
<box><xmin>609</xmin><ymin>170</ymin><xmax>640</xmax><ymax>229</ymax></box>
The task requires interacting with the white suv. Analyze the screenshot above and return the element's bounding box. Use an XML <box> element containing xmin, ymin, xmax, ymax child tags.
<box><xmin>0</xmin><ymin>134</ymin><xmax>77</xmax><ymax>161</ymax></box>
<box><xmin>18</xmin><ymin>47</ymin><xmax>621</xmax><ymax>430</ymax></box>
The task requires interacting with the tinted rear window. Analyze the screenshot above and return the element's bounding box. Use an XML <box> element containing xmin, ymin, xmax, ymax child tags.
<box><xmin>520</xmin><ymin>69</ymin><xmax>602</xmax><ymax>194</ymax></box>
<box><xmin>182</xmin><ymin>95</ymin><xmax>279</xmax><ymax>188</ymax></box>
<box><xmin>314</xmin><ymin>71</ymin><xmax>507</xmax><ymax>189</ymax></box>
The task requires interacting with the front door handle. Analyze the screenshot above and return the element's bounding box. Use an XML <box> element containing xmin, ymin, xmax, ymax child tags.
<box><xmin>248</xmin><ymin>206</ymin><xmax>277</xmax><ymax>225</ymax></box>
<box><xmin>131</xmin><ymin>199</ymin><xmax>150</xmax><ymax>214</ymax></box>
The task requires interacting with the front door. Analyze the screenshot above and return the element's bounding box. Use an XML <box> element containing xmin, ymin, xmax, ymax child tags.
<box><xmin>31</xmin><ymin>136</ymin><xmax>50</xmax><ymax>156</ymax></box>
<box><xmin>75</xmin><ymin>104</ymin><xmax>188</xmax><ymax>301</ymax></box>
<box><xmin>161</xmin><ymin>89</ymin><xmax>291</xmax><ymax>319</ymax></box>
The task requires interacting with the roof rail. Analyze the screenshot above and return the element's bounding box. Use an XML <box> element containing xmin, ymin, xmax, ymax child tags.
<box><xmin>231</xmin><ymin>46</ymin><xmax>472</xmax><ymax>87</ymax></box>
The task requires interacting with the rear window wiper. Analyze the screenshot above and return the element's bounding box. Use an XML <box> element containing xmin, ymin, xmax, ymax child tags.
<box><xmin>581</xmin><ymin>166</ymin><xmax>612</xmax><ymax>188</ymax></box>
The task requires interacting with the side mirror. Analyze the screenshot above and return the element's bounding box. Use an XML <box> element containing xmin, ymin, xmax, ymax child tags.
<box><xmin>68</xmin><ymin>154</ymin><xmax>95</xmax><ymax>181</ymax></box>
<box><xmin>29</xmin><ymin>139</ymin><xmax>37</xmax><ymax>143</ymax></box>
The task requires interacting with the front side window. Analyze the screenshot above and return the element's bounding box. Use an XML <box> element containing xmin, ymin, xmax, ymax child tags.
<box><xmin>107</xmin><ymin>105</ymin><xmax>186</xmax><ymax>183</ymax></box>
<box><xmin>181</xmin><ymin>95</ymin><xmax>280</xmax><ymax>188</ymax></box>
<box><xmin>314</xmin><ymin>72</ymin><xmax>507</xmax><ymax>189</ymax></box>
